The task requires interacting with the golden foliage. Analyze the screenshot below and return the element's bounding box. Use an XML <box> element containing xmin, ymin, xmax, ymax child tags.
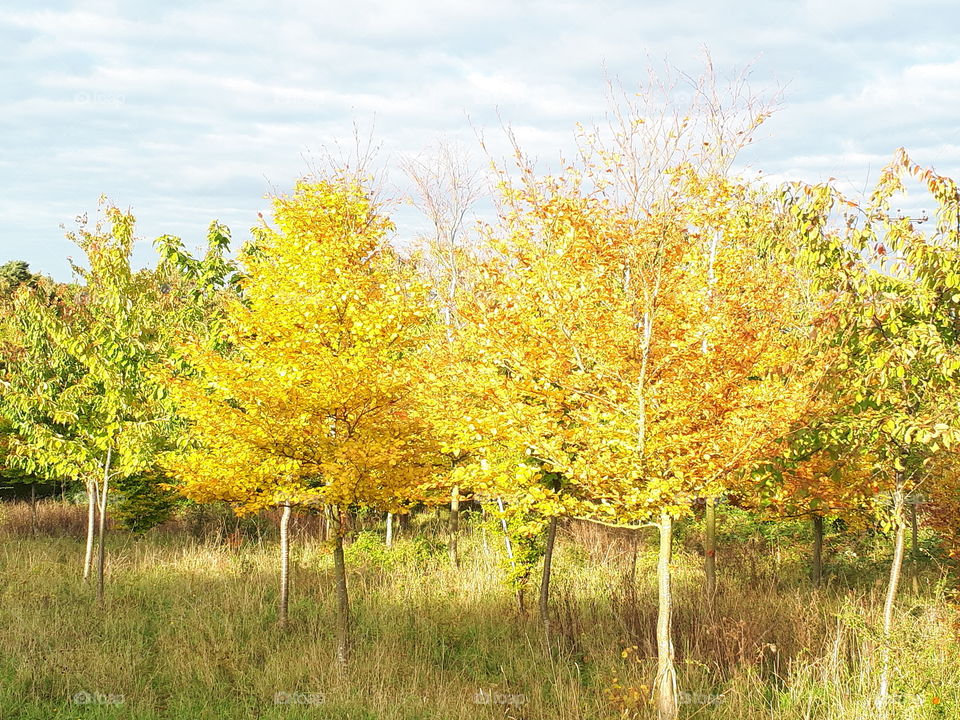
<box><xmin>446</xmin><ymin>164</ymin><xmax>817</xmax><ymax>523</ymax></box>
<box><xmin>163</xmin><ymin>175</ymin><xmax>438</xmax><ymax>514</ymax></box>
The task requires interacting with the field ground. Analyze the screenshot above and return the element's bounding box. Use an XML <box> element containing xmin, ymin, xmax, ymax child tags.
<box><xmin>1</xmin><ymin>502</ymin><xmax>958</xmax><ymax>719</ymax></box>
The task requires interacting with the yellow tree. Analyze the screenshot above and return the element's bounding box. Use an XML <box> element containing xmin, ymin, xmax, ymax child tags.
<box><xmin>402</xmin><ymin>140</ymin><xmax>484</xmax><ymax>564</ymax></box>
<box><xmin>163</xmin><ymin>173</ymin><xmax>437</xmax><ymax>657</ymax></box>
<box><xmin>750</xmin><ymin>441</ymin><xmax>878</xmax><ymax>586</ymax></box>
<box><xmin>575</xmin><ymin>59</ymin><xmax>782</xmax><ymax>604</ymax></box>
<box><xmin>460</xmin><ymin>159</ymin><xmax>816</xmax><ymax>718</ymax></box>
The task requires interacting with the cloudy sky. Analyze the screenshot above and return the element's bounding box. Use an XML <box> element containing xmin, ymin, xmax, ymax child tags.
<box><xmin>3</xmin><ymin>0</ymin><xmax>959</xmax><ymax>279</ymax></box>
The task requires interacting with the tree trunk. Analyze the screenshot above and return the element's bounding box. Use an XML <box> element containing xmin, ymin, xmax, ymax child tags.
<box><xmin>321</xmin><ymin>504</ymin><xmax>331</xmax><ymax>543</ymax></box>
<box><xmin>83</xmin><ymin>478</ymin><xmax>97</xmax><ymax>582</ymax></box>
<box><xmin>448</xmin><ymin>485</ymin><xmax>460</xmax><ymax>566</ymax></box>
<box><xmin>539</xmin><ymin>516</ymin><xmax>558</xmax><ymax>645</ymax></box>
<box><xmin>654</xmin><ymin>512</ymin><xmax>679</xmax><ymax>720</ymax></box>
<box><xmin>878</xmin><ymin>480</ymin><xmax>906</xmax><ymax>708</ymax></box>
<box><xmin>909</xmin><ymin>503</ymin><xmax>918</xmax><ymax>558</ymax></box>
<box><xmin>493</xmin><ymin>498</ymin><xmax>521</xmax><ymax>610</ymax></box>
<box><xmin>96</xmin><ymin>448</ymin><xmax>112</xmax><ymax>604</ymax></box>
<box><xmin>811</xmin><ymin>513</ymin><xmax>824</xmax><ymax>587</ymax></box>
<box><xmin>30</xmin><ymin>484</ymin><xmax>37</xmax><ymax>536</ymax></box>
<box><xmin>496</xmin><ymin>497</ymin><xmax>514</xmax><ymax>562</ymax></box>
<box><xmin>279</xmin><ymin>503</ymin><xmax>292</xmax><ymax>628</ymax></box>
<box><xmin>624</xmin><ymin>528</ymin><xmax>640</xmax><ymax>605</ymax></box>
<box><xmin>333</xmin><ymin>507</ymin><xmax>351</xmax><ymax>664</ymax></box>
<box><xmin>704</xmin><ymin>496</ymin><xmax>717</xmax><ymax>604</ymax></box>
<box><xmin>385</xmin><ymin>512</ymin><xmax>394</xmax><ymax>548</ymax></box>
<box><xmin>515</xmin><ymin>585</ymin><xmax>527</xmax><ymax>615</ymax></box>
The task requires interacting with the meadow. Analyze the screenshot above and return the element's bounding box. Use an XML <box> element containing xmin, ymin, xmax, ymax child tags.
<box><xmin>1</xmin><ymin>501</ymin><xmax>956</xmax><ymax>720</ymax></box>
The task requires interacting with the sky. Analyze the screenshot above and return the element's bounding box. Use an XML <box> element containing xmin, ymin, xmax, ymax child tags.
<box><xmin>2</xmin><ymin>0</ymin><xmax>959</xmax><ymax>280</ymax></box>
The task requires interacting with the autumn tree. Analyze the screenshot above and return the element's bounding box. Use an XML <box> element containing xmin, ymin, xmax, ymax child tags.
<box><xmin>421</xmin><ymin>63</ymin><xmax>796</xmax><ymax>717</ymax></box>
<box><xmin>455</xmin><ymin>147</ymin><xmax>815</xmax><ymax>717</ymax></box>
<box><xmin>750</xmin><ymin>437</ymin><xmax>877</xmax><ymax>586</ymax></box>
<box><xmin>574</xmin><ymin>58</ymin><xmax>783</xmax><ymax>610</ymax></box>
<box><xmin>163</xmin><ymin>172</ymin><xmax>438</xmax><ymax>655</ymax></box>
<box><xmin>403</xmin><ymin>140</ymin><xmax>485</xmax><ymax>565</ymax></box>
<box><xmin>781</xmin><ymin>148</ymin><xmax>960</xmax><ymax>708</ymax></box>
<box><xmin>0</xmin><ymin>205</ymin><xmax>173</xmax><ymax>601</ymax></box>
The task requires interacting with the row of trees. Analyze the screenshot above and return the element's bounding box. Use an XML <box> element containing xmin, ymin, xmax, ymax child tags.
<box><xmin>2</xmin><ymin>74</ymin><xmax>959</xmax><ymax>718</ymax></box>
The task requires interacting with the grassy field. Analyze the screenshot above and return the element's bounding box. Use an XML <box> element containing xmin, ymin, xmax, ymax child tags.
<box><xmin>0</xmin><ymin>502</ymin><xmax>957</xmax><ymax>719</ymax></box>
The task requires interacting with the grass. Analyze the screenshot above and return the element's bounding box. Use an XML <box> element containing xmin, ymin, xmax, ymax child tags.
<box><xmin>0</xmin><ymin>501</ymin><xmax>957</xmax><ymax>719</ymax></box>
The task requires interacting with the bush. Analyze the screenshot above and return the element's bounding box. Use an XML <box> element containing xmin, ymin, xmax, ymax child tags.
<box><xmin>345</xmin><ymin>529</ymin><xmax>445</xmax><ymax>569</ymax></box>
<box><xmin>113</xmin><ymin>472</ymin><xmax>180</xmax><ymax>534</ymax></box>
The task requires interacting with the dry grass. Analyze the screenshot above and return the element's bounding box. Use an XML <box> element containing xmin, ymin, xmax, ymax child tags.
<box><xmin>0</xmin><ymin>503</ymin><xmax>957</xmax><ymax>719</ymax></box>
<box><xmin>0</xmin><ymin>499</ymin><xmax>97</xmax><ymax>537</ymax></box>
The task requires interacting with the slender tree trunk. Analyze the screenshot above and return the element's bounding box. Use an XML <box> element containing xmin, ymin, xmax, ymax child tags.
<box><xmin>654</xmin><ymin>513</ymin><xmax>679</xmax><ymax>720</ymax></box>
<box><xmin>448</xmin><ymin>485</ymin><xmax>460</xmax><ymax>566</ymax></box>
<box><xmin>704</xmin><ymin>496</ymin><xmax>717</xmax><ymax>604</ymax></box>
<box><xmin>83</xmin><ymin>478</ymin><xmax>97</xmax><ymax>582</ymax></box>
<box><xmin>496</xmin><ymin>497</ymin><xmax>514</xmax><ymax>562</ymax></box>
<box><xmin>909</xmin><ymin>500</ymin><xmax>920</xmax><ymax>595</ymax></box>
<box><xmin>333</xmin><ymin>507</ymin><xmax>351</xmax><ymax>664</ymax></box>
<box><xmin>878</xmin><ymin>480</ymin><xmax>906</xmax><ymax>708</ymax></box>
<box><xmin>494</xmin><ymin>498</ymin><xmax>521</xmax><ymax>613</ymax></box>
<box><xmin>539</xmin><ymin>516</ymin><xmax>558</xmax><ymax>645</ymax></box>
<box><xmin>385</xmin><ymin>512</ymin><xmax>394</xmax><ymax>548</ymax></box>
<box><xmin>624</xmin><ymin>528</ymin><xmax>640</xmax><ymax>604</ymax></box>
<box><xmin>279</xmin><ymin>503</ymin><xmax>292</xmax><ymax>628</ymax></box>
<box><xmin>909</xmin><ymin>503</ymin><xmax>918</xmax><ymax>558</ymax></box>
<box><xmin>30</xmin><ymin>484</ymin><xmax>37</xmax><ymax>536</ymax></box>
<box><xmin>811</xmin><ymin>513</ymin><xmax>824</xmax><ymax>587</ymax></box>
<box><xmin>322</xmin><ymin>505</ymin><xmax>332</xmax><ymax>543</ymax></box>
<box><xmin>96</xmin><ymin>448</ymin><xmax>112</xmax><ymax>604</ymax></box>
<box><xmin>699</xmin><ymin>231</ymin><xmax>720</xmax><ymax>611</ymax></box>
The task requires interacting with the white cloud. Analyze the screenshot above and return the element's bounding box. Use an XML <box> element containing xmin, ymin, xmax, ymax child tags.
<box><xmin>2</xmin><ymin>0</ymin><xmax>960</xmax><ymax>278</ymax></box>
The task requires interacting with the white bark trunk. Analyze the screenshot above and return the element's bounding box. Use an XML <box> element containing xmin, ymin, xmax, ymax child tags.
<box><xmin>448</xmin><ymin>485</ymin><xmax>460</xmax><ymax>566</ymax></box>
<box><xmin>654</xmin><ymin>513</ymin><xmax>678</xmax><ymax>720</ymax></box>
<box><xmin>83</xmin><ymin>477</ymin><xmax>97</xmax><ymax>582</ymax></box>
<box><xmin>878</xmin><ymin>480</ymin><xmax>906</xmax><ymax>708</ymax></box>
<box><xmin>704</xmin><ymin>496</ymin><xmax>717</xmax><ymax>604</ymax></box>
<box><xmin>279</xmin><ymin>503</ymin><xmax>292</xmax><ymax>628</ymax></box>
<box><xmin>96</xmin><ymin>448</ymin><xmax>112</xmax><ymax>604</ymax></box>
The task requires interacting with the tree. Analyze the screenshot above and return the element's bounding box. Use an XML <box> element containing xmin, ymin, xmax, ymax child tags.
<box><xmin>111</xmin><ymin>468</ymin><xmax>180</xmax><ymax>533</ymax></box>
<box><xmin>162</xmin><ymin>172</ymin><xmax>438</xmax><ymax>656</ymax></box>
<box><xmin>456</xmin><ymin>150</ymin><xmax>814</xmax><ymax>717</ymax></box>
<box><xmin>403</xmin><ymin>140</ymin><xmax>484</xmax><ymax>566</ymax></box>
<box><xmin>0</xmin><ymin>263</ymin><xmax>43</xmax><ymax>500</ymax></box>
<box><xmin>0</xmin><ymin>261</ymin><xmax>34</xmax><ymax>294</ymax></box>
<box><xmin>576</xmin><ymin>58</ymin><xmax>782</xmax><ymax>616</ymax></box>
<box><xmin>0</xmin><ymin>204</ymin><xmax>173</xmax><ymax>601</ymax></box>
<box><xmin>781</xmin><ymin>149</ymin><xmax>960</xmax><ymax>709</ymax></box>
<box><xmin>154</xmin><ymin>220</ymin><xmax>242</xmax><ymax>338</ymax></box>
